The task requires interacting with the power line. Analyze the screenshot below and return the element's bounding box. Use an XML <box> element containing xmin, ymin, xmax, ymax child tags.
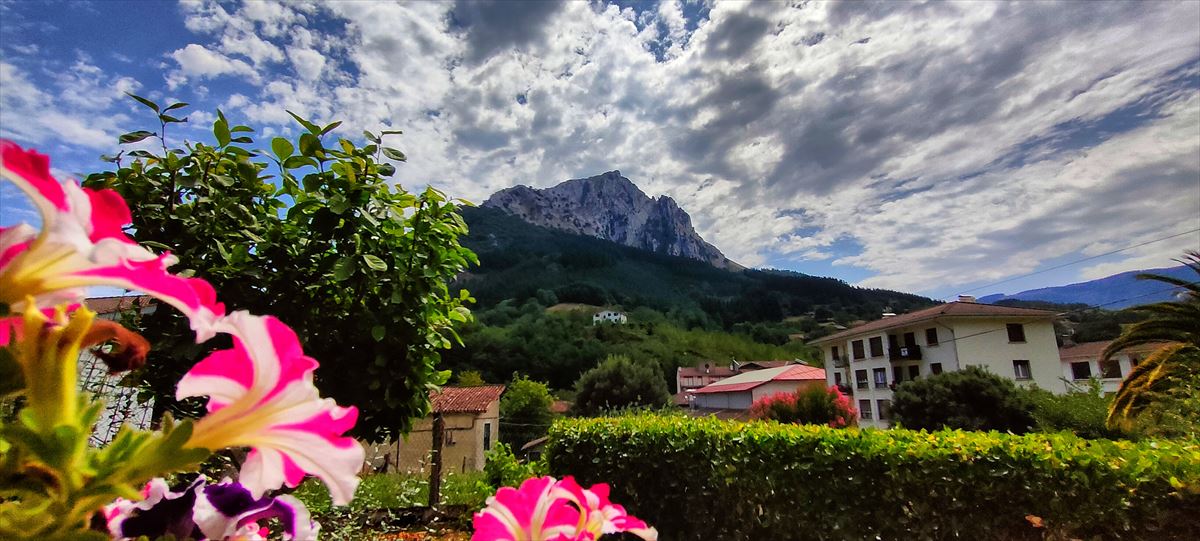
<box><xmin>948</xmin><ymin>227</ymin><xmax>1200</xmax><ymax>300</ymax></box>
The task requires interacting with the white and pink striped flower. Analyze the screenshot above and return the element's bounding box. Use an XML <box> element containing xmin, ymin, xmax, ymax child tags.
<box><xmin>0</xmin><ymin>140</ymin><xmax>224</xmax><ymax>340</ymax></box>
<box><xmin>472</xmin><ymin>476</ymin><xmax>657</xmax><ymax>541</ymax></box>
<box><xmin>178</xmin><ymin>311</ymin><xmax>364</xmax><ymax>505</ymax></box>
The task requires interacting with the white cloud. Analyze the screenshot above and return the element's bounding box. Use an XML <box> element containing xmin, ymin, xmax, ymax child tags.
<box><xmin>287</xmin><ymin>46</ymin><xmax>325</xmax><ymax>81</ymax></box>
<box><xmin>168</xmin><ymin>44</ymin><xmax>259</xmax><ymax>88</ymax></box>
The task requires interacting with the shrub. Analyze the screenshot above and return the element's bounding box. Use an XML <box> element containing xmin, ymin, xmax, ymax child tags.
<box><xmin>748</xmin><ymin>386</ymin><xmax>856</xmax><ymax>427</ymax></box>
<box><xmin>574</xmin><ymin>355</ymin><xmax>670</xmax><ymax>415</ymax></box>
<box><xmin>891</xmin><ymin>365</ymin><xmax>1035</xmax><ymax>432</ymax></box>
<box><xmin>1026</xmin><ymin>379</ymin><xmax>1122</xmax><ymax>439</ymax></box>
<box><xmin>484</xmin><ymin>442</ymin><xmax>547</xmax><ymax>489</ymax></box>
<box><xmin>546</xmin><ymin>413</ymin><xmax>1200</xmax><ymax>540</ymax></box>
<box><xmin>500</xmin><ymin>375</ymin><xmax>556</xmax><ymax>447</ymax></box>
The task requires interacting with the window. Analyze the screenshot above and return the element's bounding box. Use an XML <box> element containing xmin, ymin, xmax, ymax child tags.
<box><xmin>1100</xmin><ymin>359</ymin><xmax>1122</xmax><ymax>379</ymax></box>
<box><xmin>908</xmin><ymin>365</ymin><xmax>920</xmax><ymax>380</ymax></box>
<box><xmin>877</xmin><ymin>399</ymin><xmax>892</xmax><ymax>421</ymax></box>
<box><xmin>925</xmin><ymin>328</ymin><xmax>939</xmax><ymax>345</ymax></box>
<box><xmin>1012</xmin><ymin>360</ymin><xmax>1032</xmax><ymax>380</ymax></box>
<box><xmin>859</xmin><ymin>399</ymin><xmax>873</xmax><ymax>420</ymax></box>
<box><xmin>930</xmin><ymin>363</ymin><xmax>943</xmax><ymax>375</ymax></box>
<box><xmin>1006</xmin><ymin>323</ymin><xmax>1026</xmax><ymax>343</ymax></box>
<box><xmin>855</xmin><ymin>369</ymin><xmax>868</xmax><ymax>389</ymax></box>
<box><xmin>893</xmin><ymin>366</ymin><xmax>905</xmax><ymax>384</ymax></box>
<box><xmin>903</xmin><ymin>332</ymin><xmax>917</xmax><ymax>347</ymax></box>
<box><xmin>852</xmin><ymin>340</ymin><xmax>865</xmax><ymax>360</ymax></box>
<box><xmin>483</xmin><ymin>422</ymin><xmax>492</xmax><ymax>451</ymax></box>
<box><xmin>831</xmin><ymin>346</ymin><xmax>840</xmax><ymax>362</ymax></box>
<box><xmin>869</xmin><ymin>336</ymin><xmax>884</xmax><ymax>357</ymax></box>
<box><xmin>1070</xmin><ymin>361</ymin><xmax>1092</xmax><ymax>381</ymax></box>
<box><xmin>1130</xmin><ymin>355</ymin><xmax>1141</xmax><ymax>368</ymax></box>
<box><xmin>873</xmin><ymin>368</ymin><xmax>887</xmax><ymax>388</ymax></box>
<box><xmin>834</xmin><ymin>372</ymin><xmax>844</xmax><ymax>386</ymax></box>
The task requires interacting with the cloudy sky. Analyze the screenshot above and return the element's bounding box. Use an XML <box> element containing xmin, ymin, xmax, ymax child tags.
<box><xmin>1</xmin><ymin>0</ymin><xmax>1198</xmax><ymax>299</ymax></box>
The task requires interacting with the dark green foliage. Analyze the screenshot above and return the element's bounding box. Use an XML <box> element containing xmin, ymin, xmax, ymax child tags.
<box><xmin>546</xmin><ymin>414</ymin><xmax>1200</xmax><ymax>540</ymax></box>
<box><xmin>483</xmin><ymin>442</ymin><xmax>547</xmax><ymax>489</ymax></box>
<box><xmin>890</xmin><ymin>366</ymin><xmax>1035</xmax><ymax>433</ymax></box>
<box><xmin>499</xmin><ymin>375</ymin><xmax>555</xmax><ymax>447</ymax></box>
<box><xmin>456</xmin><ymin>206</ymin><xmax>934</xmax><ymax>328</ymax></box>
<box><xmin>574</xmin><ymin>355</ymin><xmax>670</xmax><ymax>415</ymax></box>
<box><xmin>83</xmin><ymin>97</ymin><xmax>476</xmax><ymax>441</ymax></box>
<box><xmin>1025</xmin><ymin>380</ymin><xmax>1122</xmax><ymax>439</ymax></box>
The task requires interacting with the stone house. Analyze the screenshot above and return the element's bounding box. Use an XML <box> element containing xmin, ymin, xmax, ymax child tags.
<box><xmin>382</xmin><ymin>385</ymin><xmax>505</xmax><ymax>474</ymax></box>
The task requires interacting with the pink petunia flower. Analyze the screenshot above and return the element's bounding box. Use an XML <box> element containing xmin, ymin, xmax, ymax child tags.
<box><xmin>472</xmin><ymin>476</ymin><xmax>657</xmax><ymax>541</ymax></box>
<box><xmin>177</xmin><ymin>311</ymin><xmax>364</xmax><ymax>505</ymax></box>
<box><xmin>0</xmin><ymin>139</ymin><xmax>224</xmax><ymax>340</ymax></box>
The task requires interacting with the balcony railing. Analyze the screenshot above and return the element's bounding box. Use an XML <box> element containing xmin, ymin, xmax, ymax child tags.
<box><xmin>888</xmin><ymin>344</ymin><xmax>922</xmax><ymax>361</ymax></box>
<box><xmin>832</xmin><ymin>355</ymin><xmax>850</xmax><ymax>368</ymax></box>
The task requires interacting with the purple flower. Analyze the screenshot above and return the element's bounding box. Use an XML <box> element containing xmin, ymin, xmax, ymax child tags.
<box><xmin>104</xmin><ymin>476</ymin><xmax>318</xmax><ymax>540</ymax></box>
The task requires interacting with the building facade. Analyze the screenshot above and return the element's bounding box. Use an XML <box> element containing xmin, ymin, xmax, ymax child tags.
<box><xmin>378</xmin><ymin>385</ymin><xmax>504</xmax><ymax>474</ymax></box>
<box><xmin>812</xmin><ymin>297</ymin><xmax>1061</xmax><ymax>428</ymax></box>
<box><xmin>1059</xmin><ymin>340</ymin><xmax>1163</xmax><ymax>394</ymax></box>
<box><xmin>592</xmin><ymin>311</ymin><xmax>628</xmax><ymax>325</ymax></box>
<box><xmin>690</xmin><ymin>364</ymin><xmax>827</xmax><ymax>410</ymax></box>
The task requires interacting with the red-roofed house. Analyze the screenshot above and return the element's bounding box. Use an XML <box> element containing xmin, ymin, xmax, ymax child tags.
<box><xmin>1059</xmin><ymin>340</ymin><xmax>1167</xmax><ymax>393</ymax></box>
<box><xmin>810</xmin><ymin>297</ymin><xmax>1061</xmax><ymax>428</ymax></box>
<box><xmin>385</xmin><ymin>385</ymin><xmax>505</xmax><ymax>474</ymax></box>
<box><xmin>690</xmin><ymin>364</ymin><xmax>827</xmax><ymax>410</ymax></box>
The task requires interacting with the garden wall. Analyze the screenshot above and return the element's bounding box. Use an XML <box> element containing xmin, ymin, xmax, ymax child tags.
<box><xmin>546</xmin><ymin>414</ymin><xmax>1200</xmax><ymax>540</ymax></box>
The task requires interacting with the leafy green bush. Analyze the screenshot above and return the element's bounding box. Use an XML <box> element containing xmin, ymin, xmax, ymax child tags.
<box><xmin>484</xmin><ymin>442</ymin><xmax>547</xmax><ymax>489</ymax></box>
<box><xmin>748</xmin><ymin>386</ymin><xmax>856</xmax><ymax>427</ymax></box>
<box><xmin>500</xmin><ymin>375</ymin><xmax>556</xmax><ymax>447</ymax></box>
<box><xmin>546</xmin><ymin>413</ymin><xmax>1200</xmax><ymax>540</ymax></box>
<box><xmin>1026</xmin><ymin>379</ymin><xmax>1122</xmax><ymax>439</ymax></box>
<box><xmin>574</xmin><ymin>355</ymin><xmax>669</xmax><ymax>415</ymax></box>
<box><xmin>891</xmin><ymin>365</ymin><xmax>1035</xmax><ymax>432</ymax></box>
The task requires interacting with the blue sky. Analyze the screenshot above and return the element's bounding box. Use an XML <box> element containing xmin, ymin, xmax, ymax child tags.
<box><xmin>2</xmin><ymin>0</ymin><xmax>1198</xmax><ymax>300</ymax></box>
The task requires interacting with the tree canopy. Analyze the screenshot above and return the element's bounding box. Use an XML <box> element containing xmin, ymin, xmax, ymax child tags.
<box><xmin>83</xmin><ymin>96</ymin><xmax>476</xmax><ymax>441</ymax></box>
<box><xmin>574</xmin><ymin>355</ymin><xmax>670</xmax><ymax>416</ymax></box>
<box><xmin>890</xmin><ymin>366</ymin><xmax>1034</xmax><ymax>433</ymax></box>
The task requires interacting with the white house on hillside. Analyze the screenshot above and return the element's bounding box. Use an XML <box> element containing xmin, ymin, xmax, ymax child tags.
<box><xmin>811</xmin><ymin>296</ymin><xmax>1061</xmax><ymax>428</ymax></box>
<box><xmin>592</xmin><ymin>310</ymin><xmax>627</xmax><ymax>325</ymax></box>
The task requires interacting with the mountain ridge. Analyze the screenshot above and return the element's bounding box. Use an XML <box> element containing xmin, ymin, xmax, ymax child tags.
<box><xmin>482</xmin><ymin>170</ymin><xmax>739</xmax><ymax>269</ymax></box>
<box><xmin>979</xmin><ymin>265</ymin><xmax>1191</xmax><ymax>309</ymax></box>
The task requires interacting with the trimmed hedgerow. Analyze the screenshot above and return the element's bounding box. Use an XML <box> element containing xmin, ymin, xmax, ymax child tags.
<box><xmin>545</xmin><ymin>413</ymin><xmax>1200</xmax><ymax>540</ymax></box>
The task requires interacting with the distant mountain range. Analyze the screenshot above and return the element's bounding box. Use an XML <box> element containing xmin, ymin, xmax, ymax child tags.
<box><xmin>979</xmin><ymin>265</ymin><xmax>1192</xmax><ymax>309</ymax></box>
<box><xmin>482</xmin><ymin>170</ymin><xmax>738</xmax><ymax>269</ymax></box>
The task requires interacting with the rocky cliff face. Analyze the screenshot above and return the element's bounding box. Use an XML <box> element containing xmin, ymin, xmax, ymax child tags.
<box><xmin>482</xmin><ymin>171</ymin><xmax>739</xmax><ymax>269</ymax></box>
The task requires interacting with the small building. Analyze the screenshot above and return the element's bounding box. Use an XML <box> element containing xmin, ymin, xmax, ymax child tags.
<box><xmin>811</xmin><ymin>296</ymin><xmax>1061</xmax><ymax>428</ymax></box>
<box><xmin>1059</xmin><ymin>340</ymin><xmax>1165</xmax><ymax>393</ymax></box>
<box><xmin>592</xmin><ymin>310</ymin><xmax>628</xmax><ymax>325</ymax></box>
<box><xmin>690</xmin><ymin>364</ymin><xmax>827</xmax><ymax>410</ymax></box>
<box><xmin>385</xmin><ymin>385</ymin><xmax>505</xmax><ymax>474</ymax></box>
<box><xmin>79</xmin><ymin>296</ymin><xmax>156</xmax><ymax>446</ymax></box>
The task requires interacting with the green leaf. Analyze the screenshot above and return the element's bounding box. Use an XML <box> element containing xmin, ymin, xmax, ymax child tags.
<box><xmin>163</xmin><ymin>102</ymin><xmax>189</xmax><ymax>112</ymax></box>
<box><xmin>287</xmin><ymin>110</ymin><xmax>322</xmax><ymax>135</ymax></box>
<box><xmin>119</xmin><ymin>130</ymin><xmax>156</xmax><ymax>144</ymax></box>
<box><xmin>329</xmin><ymin>194</ymin><xmax>350</xmax><ymax>215</ymax></box>
<box><xmin>284</xmin><ymin>156</ymin><xmax>319</xmax><ymax>170</ymax></box>
<box><xmin>299</xmin><ymin>133</ymin><xmax>322</xmax><ymax>158</ymax></box>
<box><xmin>213</xmin><ymin>116</ymin><xmax>231</xmax><ymax>147</ymax></box>
<box><xmin>382</xmin><ymin>147</ymin><xmax>407</xmax><ymax>161</ymax></box>
<box><xmin>378</xmin><ymin>163</ymin><xmax>397</xmax><ymax>177</ymax></box>
<box><xmin>320</xmin><ymin>121</ymin><xmax>343</xmax><ymax>135</ymax></box>
<box><xmin>363</xmin><ymin>130</ymin><xmax>381</xmax><ymax>144</ymax></box>
<box><xmin>381</xmin><ymin>129</ymin><xmax>404</xmax><ymax>136</ymax></box>
<box><xmin>126</xmin><ymin>93</ymin><xmax>159</xmax><ymax>113</ymax></box>
<box><xmin>158</xmin><ymin>114</ymin><xmax>187</xmax><ymax>124</ymax></box>
<box><xmin>363</xmin><ymin>254</ymin><xmax>388</xmax><ymax>271</ymax></box>
<box><xmin>372</xmin><ymin>325</ymin><xmax>386</xmax><ymax>342</ymax></box>
<box><xmin>271</xmin><ymin>137</ymin><xmax>295</xmax><ymax>160</ymax></box>
<box><xmin>334</xmin><ymin>257</ymin><xmax>357</xmax><ymax>280</ymax></box>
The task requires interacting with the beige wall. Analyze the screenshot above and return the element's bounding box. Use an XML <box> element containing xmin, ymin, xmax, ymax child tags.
<box><xmin>373</xmin><ymin>400</ymin><xmax>500</xmax><ymax>474</ymax></box>
<box><xmin>951</xmin><ymin>318</ymin><xmax>1063</xmax><ymax>392</ymax></box>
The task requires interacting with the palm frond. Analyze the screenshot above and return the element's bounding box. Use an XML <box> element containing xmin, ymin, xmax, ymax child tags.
<box><xmin>1107</xmin><ymin>343</ymin><xmax>1200</xmax><ymax>428</ymax></box>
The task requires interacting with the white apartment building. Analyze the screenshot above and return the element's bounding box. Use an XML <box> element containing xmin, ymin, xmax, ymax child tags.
<box><xmin>1059</xmin><ymin>340</ymin><xmax>1163</xmax><ymax>394</ymax></box>
<box><xmin>592</xmin><ymin>310</ymin><xmax>628</xmax><ymax>325</ymax></box>
<box><xmin>811</xmin><ymin>296</ymin><xmax>1061</xmax><ymax>428</ymax></box>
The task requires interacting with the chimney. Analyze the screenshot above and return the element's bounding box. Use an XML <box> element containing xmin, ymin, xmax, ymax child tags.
<box><xmin>703</xmin><ymin>363</ymin><xmax>710</xmax><ymax>374</ymax></box>
<box><xmin>957</xmin><ymin>295</ymin><xmax>977</xmax><ymax>303</ymax></box>
<box><xmin>881</xmin><ymin>312</ymin><xmax>896</xmax><ymax>319</ymax></box>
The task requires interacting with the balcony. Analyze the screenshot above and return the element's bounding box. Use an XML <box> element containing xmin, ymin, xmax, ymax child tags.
<box><xmin>836</xmin><ymin>383</ymin><xmax>853</xmax><ymax>396</ymax></box>
<box><xmin>832</xmin><ymin>355</ymin><xmax>850</xmax><ymax>368</ymax></box>
<box><xmin>888</xmin><ymin>344</ymin><xmax>922</xmax><ymax>361</ymax></box>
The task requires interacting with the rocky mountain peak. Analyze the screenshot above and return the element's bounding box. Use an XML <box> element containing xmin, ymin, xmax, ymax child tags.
<box><xmin>483</xmin><ymin>171</ymin><xmax>738</xmax><ymax>269</ymax></box>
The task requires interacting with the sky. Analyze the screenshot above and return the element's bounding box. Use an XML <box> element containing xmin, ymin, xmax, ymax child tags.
<box><xmin>1</xmin><ymin>0</ymin><xmax>1198</xmax><ymax>301</ymax></box>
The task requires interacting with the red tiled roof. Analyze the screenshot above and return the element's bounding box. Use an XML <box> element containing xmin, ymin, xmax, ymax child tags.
<box><xmin>1059</xmin><ymin>340</ymin><xmax>1170</xmax><ymax>360</ymax></box>
<box><xmin>84</xmin><ymin>295</ymin><xmax>154</xmax><ymax>314</ymax></box>
<box><xmin>738</xmin><ymin>360</ymin><xmax>793</xmax><ymax>370</ymax></box>
<box><xmin>551</xmin><ymin>400</ymin><xmax>572</xmax><ymax>414</ymax></box>
<box><xmin>692</xmin><ymin>365</ymin><xmax>826</xmax><ymax>394</ymax></box>
<box><xmin>430</xmin><ymin>385</ymin><xmax>505</xmax><ymax>413</ymax></box>
<box><xmin>812</xmin><ymin>301</ymin><xmax>1057</xmax><ymax>344</ymax></box>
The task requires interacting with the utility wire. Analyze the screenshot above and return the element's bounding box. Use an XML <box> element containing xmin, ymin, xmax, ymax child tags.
<box><xmin>947</xmin><ymin>227</ymin><xmax>1200</xmax><ymax>300</ymax></box>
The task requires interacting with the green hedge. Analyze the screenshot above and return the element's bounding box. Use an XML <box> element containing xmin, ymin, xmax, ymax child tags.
<box><xmin>545</xmin><ymin>414</ymin><xmax>1200</xmax><ymax>540</ymax></box>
